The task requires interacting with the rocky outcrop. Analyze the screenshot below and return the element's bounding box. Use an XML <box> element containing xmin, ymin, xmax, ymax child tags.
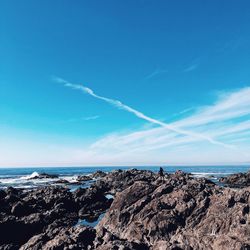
<box><xmin>0</xmin><ymin>185</ymin><xmax>111</xmax><ymax>249</ymax></box>
<box><xmin>1</xmin><ymin>169</ymin><xmax>250</xmax><ymax>250</ymax></box>
<box><xmin>96</xmin><ymin>171</ymin><xmax>250</xmax><ymax>250</ymax></box>
<box><xmin>219</xmin><ymin>170</ymin><xmax>250</xmax><ymax>188</ymax></box>
<box><xmin>91</xmin><ymin>170</ymin><xmax>107</xmax><ymax>179</ymax></box>
<box><xmin>92</xmin><ymin>168</ymin><xmax>157</xmax><ymax>194</ymax></box>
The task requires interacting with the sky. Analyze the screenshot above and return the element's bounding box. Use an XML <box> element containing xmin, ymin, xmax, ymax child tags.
<box><xmin>1</xmin><ymin>0</ymin><xmax>250</xmax><ymax>167</ymax></box>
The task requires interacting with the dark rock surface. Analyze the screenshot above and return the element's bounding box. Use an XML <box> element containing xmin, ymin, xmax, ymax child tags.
<box><xmin>20</xmin><ymin>225</ymin><xmax>96</xmax><ymax>250</ymax></box>
<box><xmin>219</xmin><ymin>170</ymin><xmax>250</xmax><ymax>188</ymax></box>
<box><xmin>91</xmin><ymin>170</ymin><xmax>107</xmax><ymax>179</ymax></box>
<box><xmin>96</xmin><ymin>171</ymin><xmax>250</xmax><ymax>250</ymax></box>
<box><xmin>76</xmin><ymin>175</ymin><xmax>93</xmax><ymax>182</ymax></box>
<box><xmin>0</xmin><ymin>184</ymin><xmax>110</xmax><ymax>249</ymax></box>
<box><xmin>0</xmin><ymin>169</ymin><xmax>249</xmax><ymax>250</ymax></box>
<box><xmin>92</xmin><ymin>168</ymin><xmax>157</xmax><ymax>194</ymax></box>
<box><xmin>29</xmin><ymin>173</ymin><xmax>59</xmax><ymax>179</ymax></box>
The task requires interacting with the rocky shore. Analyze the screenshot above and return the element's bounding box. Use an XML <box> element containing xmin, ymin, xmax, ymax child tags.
<box><xmin>0</xmin><ymin>169</ymin><xmax>249</xmax><ymax>250</ymax></box>
<box><xmin>219</xmin><ymin>170</ymin><xmax>250</xmax><ymax>188</ymax></box>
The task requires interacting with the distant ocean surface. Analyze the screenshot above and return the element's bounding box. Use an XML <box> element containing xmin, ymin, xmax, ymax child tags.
<box><xmin>0</xmin><ymin>165</ymin><xmax>249</xmax><ymax>189</ymax></box>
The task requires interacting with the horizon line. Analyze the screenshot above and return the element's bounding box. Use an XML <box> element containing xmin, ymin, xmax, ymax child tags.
<box><xmin>0</xmin><ymin>162</ymin><xmax>249</xmax><ymax>169</ymax></box>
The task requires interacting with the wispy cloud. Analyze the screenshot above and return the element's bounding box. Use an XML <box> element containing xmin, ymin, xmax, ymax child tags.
<box><xmin>172</xmin><ymin>107</ymin><xmax>194</xmax><ymax>117</ymax></box>
<box><xmin>65</xmin><ymin>115</ymin><xmax>100</xmax><ymax>123</ymax></box>
<box><xmin>3</xmin><ymin>81</ymin><xmax>250</xmax><ymax>166</ymax></box>
<box><xmin>145</xmin><ymin>69</ymin><xmax>168</xmax><ymax>79</ymax></box>
<box><xmin>83</xmin><ymin>115</ymin><xmax>99</xmax><ymax>121</ymax></box>
<box><xmin>89</xmin><ymin>87</ymin><xmax>250</xmax><ymax>161</ymax></box>
<box><xmin>54</xmin><ymin>77</ymin><xmax>232</xmax><ymax>149</ymax></box>
<box><xmin>183</xmin><ymin>63</ymin><xmax>199</xmax><ymax>72</ymax></box>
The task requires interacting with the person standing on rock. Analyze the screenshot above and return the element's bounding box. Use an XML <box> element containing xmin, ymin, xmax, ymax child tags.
<box><xmin>158</xmin><ymin>167</ymin><xmax>165</xmax><ymax>181</ymax></box>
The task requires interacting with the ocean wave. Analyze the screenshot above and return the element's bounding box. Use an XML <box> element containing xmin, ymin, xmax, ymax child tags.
<box><xmin>20</xmin><ymin>172</ymin><xmax>40</xmax><ymax>180</ymax></box>
<box><xmin>191</xmin><ymin>172</ymin><xmax>233</xmax><ymax>175</ymax></box>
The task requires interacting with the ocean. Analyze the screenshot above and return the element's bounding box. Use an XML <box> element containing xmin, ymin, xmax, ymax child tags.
<box><xmin>0</xmin><ymin>165</ymin><xmax>249</xmax><ymax>189</ymax></box>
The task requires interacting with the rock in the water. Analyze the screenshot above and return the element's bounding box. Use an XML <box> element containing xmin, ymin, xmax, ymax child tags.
<box><xmin>29</xmin><ymin>172</ymin><xmax>59</xmax><ymax>179</ymax></box>
<box><xmin>76</xmin><ymin>175</ymin><xmax>93</xmax><ymax>182</ymax></box>
<box><xmin>219</xmin><ymin>170</ymin><xmax>250</xmax><ymax>188</ymax></box>
<box><xmin>53</xmin><ymin>179</ymin><xmax>70</xmax><ymax>185</ymax></box>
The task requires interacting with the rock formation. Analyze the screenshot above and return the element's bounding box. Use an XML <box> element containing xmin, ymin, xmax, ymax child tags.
<box><xmin>219</xmin><ymin>170</ymin><xmax>250</xmax><ymax>188</ymax></box>
<box><xmin>0</xmin><ymin>169</ymin><xmax>249</xmax><ymax>250</ymax></box>
<box><xmin>96</xmin><ymin>171</ymin><xmax>250</xmax><ymax>250</ymax></box>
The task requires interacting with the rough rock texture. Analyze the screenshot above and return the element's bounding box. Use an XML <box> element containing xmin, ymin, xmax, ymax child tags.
<box><xmin>73</xmin><ymin>186</ymin><xmax>113</xmax><ymax>221</ymax></box>
<box><xmin>0</xmin><ymin>185</ymin><xmax>110</xmax><ymax>249</ymax></box>
<box><xmin>1</xmin><ymin>169</ymin><xmax>250</xmax><ymax>250</ymax></box>
<box><xmin>96</xmin><ymin>171</ymin><xmax>250</xmax><ymax>250</ymax></box>
<box><xmin>92</xmin><ymin>168</ymin><xmax>157</xmax><ymax>194</ymax></box>
<box><xmin>20</xmin><ymin>226</ymin><xmax>96</xmax><ymax>250</ymax></box>
<box><xmin>219</xmin><ymin>170</ymin><xmax>250</xmax><ymax>188</ymax></box>
<box><xmin>91</xmin><ymin>170</ymin><xmax>107</xmax><ymax>179</ymax></box>
<box><xmin>76</xmin><ymin>175</ymin><xmax>93</xmax><ymax>182</ymax></box>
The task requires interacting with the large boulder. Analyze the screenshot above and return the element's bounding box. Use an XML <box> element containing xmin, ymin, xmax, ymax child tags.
<box><xmin>96</xmin><ymin>171</ymin><xmax>250</xmax><ymax>250</ymax></box>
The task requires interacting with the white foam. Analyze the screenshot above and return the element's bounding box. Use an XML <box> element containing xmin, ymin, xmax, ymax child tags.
<box><xmin>20</xmin><ymin>172</ymin><xmax>40</xmax><ymax>180</ymax></box>
<box><xmin>191</xmin><ymin>172</ymin><xmax>233</xmax><ymax>176</ymax></box>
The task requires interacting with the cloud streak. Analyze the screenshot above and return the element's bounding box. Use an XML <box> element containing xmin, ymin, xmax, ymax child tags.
<box><xmin>65</xmin><ymin>115</ymin><xmax>99</xmax><ymax>123</ymax></box>
<box><xmin>145</xmin><ymin>69</ymin><xmax>168</xmax><ymax>79</ymax></box>
<box><xmin>89</xmin><ymin>87</ymin><xmax>250</xmax><ymax>161</ymax></box>
<box><xmin>183</xmin><ymin>63</ymin><xmax>199</xmax><ymax>72</ymax></box>
<box><xmin>54</xmin><ymin>77</ymin><xmax>232</xmax><ymax>149</ymax></box>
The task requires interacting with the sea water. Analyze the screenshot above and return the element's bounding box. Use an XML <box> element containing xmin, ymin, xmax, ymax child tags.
<box><xmin>0</xmin><ymin>165</ymin><xmax>249</xmax><ymax>189</ymax></box>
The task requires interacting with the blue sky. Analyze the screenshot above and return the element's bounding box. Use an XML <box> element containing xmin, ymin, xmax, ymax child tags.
<box><xmin>1</xmin><ymin>0</ymin><xmax>250</xmax><ymax>166</ymax></box>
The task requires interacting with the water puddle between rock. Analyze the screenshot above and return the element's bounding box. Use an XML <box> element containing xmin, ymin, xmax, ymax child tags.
<box><xmin>76</xmin><ymin>212</ymin><xmax>106</xmax><ymax>228</ymax></box>
<box><xmin>75</xmin><ymin>194</ymin><xmax>114</xmax><ymax>228</ymax></box>
<box><xmin>105</xmin><ymin>194</ymin><xmax>114</xmax><ymax>199</ymax></box>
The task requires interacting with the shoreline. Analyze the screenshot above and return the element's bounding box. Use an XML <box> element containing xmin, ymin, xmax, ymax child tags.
<box><xmin>1</xmin><ymin>165</ymin><xmax>249</xmax><ymax>190</ymax></box>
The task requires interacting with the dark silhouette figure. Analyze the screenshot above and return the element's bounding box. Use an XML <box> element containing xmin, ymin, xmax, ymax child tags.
<box><xmin>158</xmin><ymin>167</ymin><xmax>164</xmax><ymax>180</ymax></box>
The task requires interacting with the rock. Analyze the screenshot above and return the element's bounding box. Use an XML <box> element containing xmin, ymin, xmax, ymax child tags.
<box><xmin>0</xmin><ymin>189</ymin><xmax>7</xmax><ymax>200</ymax></box>
<box><xmin>76</xmin><ymin>175</ymin><xmax>93</xmax><ymax>182</ymax></box>
<box><xmin>73</xmin><ymin>186</ymin><xmax>112</xmax><ymax>220</ymax></box>
<box><xmin>0</xmin><ymin>182</ymin><xmax>115</xmax><ymax>248</ymax></box>
<box><xmin>53</xmin><ymin>179</ymin><xmax>70</xmax><ymax>184</ymax></box>
<box><xmin>0</xmin><ymin>186</ymin><xmax>79</xmax><ymax>247</ymax></box>
<box><xmin>11</xmin><ymin>201</ymin><xmax>33</xmax><ymax>217</ymax></box>
<box><xmin>0</xmin><ymin>213</ymin><xmax>44</xmax><ymax>245</ymax></box>
<box><xmin>0</xmin><ymin>243</ymin><xmax>19</xmax><ymax>250</ymax></box>
<box><xmin>20</xmin><ymin>226</ymin><xmax>96</xmax><ymax>250</ymax></box>
<box><xmin>219</xmin><ymin>170</ymin><xmax>250</xmax><ymax>188</ymax></box>
<box><xmin>91</xmin><ymin>170</ymin><xmax>107</xmax><ymax>179</ymax></box>
<box><xmin>1</xmin><ymin>169</ymin><xmax>250</xmax><ymax>250</ymax></box>
<box><xmin>96</xmin><ymin>171</ymin><xmax>250</xmax><ymax>250</ymax></box>
<box><xmin>29</xmin><ymin>173</ymin><xmax>59</xmax><ymax>179</ymax></box>
<box><xmin>92</xmin><ymin>168</ymin><xmax>157</xmax><ymax>194</ymax></box>
<box><xmin>5</xmin><ymin>187</ymin><xmax>20</xmax><ymax>196</ymax></box>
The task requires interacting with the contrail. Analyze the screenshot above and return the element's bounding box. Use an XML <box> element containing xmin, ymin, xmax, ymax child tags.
<box><xmin>54</xmin><ymin>77</ymin><xmax>234</xmax><ymax>149</ymax></box>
